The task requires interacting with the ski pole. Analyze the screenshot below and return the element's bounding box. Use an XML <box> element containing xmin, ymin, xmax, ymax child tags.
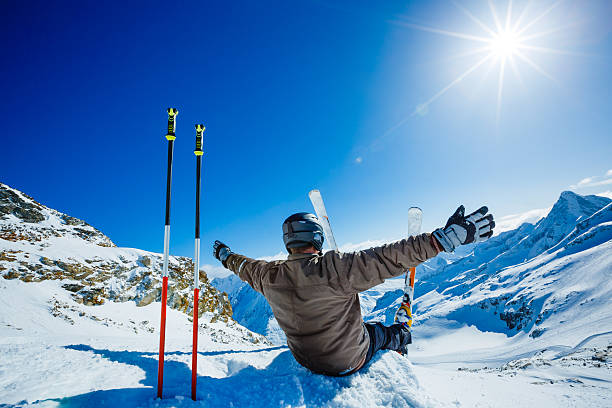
<box><xmin>157</xmin><ymin>107</ymin><xmax>178</xmax><ymax>399</ymax></box>
<box><xmin>191</xmin><ymin>123</ymin><xmax>205</xmax><ymax>401</ymax></box>
<box><xmin>395</xmin><ymin>207</ymin><xmax>423</xmax><ymax>330</ymax></box>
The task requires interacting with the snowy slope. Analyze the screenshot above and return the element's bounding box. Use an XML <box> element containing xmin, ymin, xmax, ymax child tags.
<box><xmin>405</xmin><ymin>192</ymin><xmax>612</xmax><ymax>338</ymax></box>
<box><xmin>0</xmin><ymin>182</ymin><xmax>443</xmax><ymax>407</ymax></box>
<box><xmin>209</xmin><ymin>191</ymin><xmax>612</xmax><ymax>406</ymax></box>
<box><xmin>218</xmin><ymin>191</ymin><xmax>611</xmax><ymax>343</ymax></box>
<box><xmin>2</xmin><ymin>182</ymin><xmax>611</xmax><ymax>407</ymax></box>
<box><xmin>0</xmin><ymin>278</ymin><xmax>441</xmax><ymax>407</ymax></box>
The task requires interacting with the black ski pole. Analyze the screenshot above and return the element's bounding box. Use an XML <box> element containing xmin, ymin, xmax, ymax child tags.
<box><xmin>157</xmin><ymin>107</ymin><xmax>178</xmax><ymax>399</ymax></box>
<box><xmin>191</xmin><ymin>123</ymin><xmax>205</xmax><ymax>400</ymax></box>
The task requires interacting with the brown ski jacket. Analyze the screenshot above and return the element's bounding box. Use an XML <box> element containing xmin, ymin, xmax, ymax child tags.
<box><xmin>223</xmin><ymin>233</ymin><xmax>440</xmax><ymax>375</ymax></box>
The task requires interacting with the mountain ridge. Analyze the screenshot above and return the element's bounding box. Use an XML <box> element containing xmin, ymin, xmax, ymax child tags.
<box><xmin>0</xmin><ymin>181</ymin><xmax>268</xmax><ymax>345</ymax></box>
<box><xmin>213</xmin><ymin>190</ymin><xmax>612</xmax><ymax>345</ymax></box>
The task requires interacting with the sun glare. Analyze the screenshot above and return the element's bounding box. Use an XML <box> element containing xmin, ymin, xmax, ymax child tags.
<box><xmin>392</xmin><ymin>0</ymin><xmax>571</xmax><ymax>126</ymax></box>
<box><xmin>490</xmin><ymin>31</ymin><xmax>520</xmax><ymax>58</ymax></box>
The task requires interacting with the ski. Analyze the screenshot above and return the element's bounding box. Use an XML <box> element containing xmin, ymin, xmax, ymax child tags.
<box><xmin>308</xmin><ymin>189</ymin><xmax>338</xmax><ymax>251</ymax></box>
<box><xmin>394</xmin><ymin>207</ymin><xmax>423</xmax><ymax>329</ymax></box>
<box><xmin>191</xmin><ymin>123</ymin><xmax>205</xmax><ymax>401</ymax></box>
<box><xmin>158</xmin><ymin>107</ymin><xmax>178</xmax><ymax>399</ymax></box>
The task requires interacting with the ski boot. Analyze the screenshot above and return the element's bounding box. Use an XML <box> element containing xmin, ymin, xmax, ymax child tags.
<box><xmin>394</xmin><ymin>294</ymin><xmax>413</xmax><ymax>327</ymax></box>
<box><xmin>394</xmin><ymin>294</ymin><xmax>413</xmax><ymax>355</ymax></box>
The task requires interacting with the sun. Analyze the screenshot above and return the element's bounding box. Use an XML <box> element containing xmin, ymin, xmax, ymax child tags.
<box><xmin>391</xmin><ymin>0</ymin><xmax>571</xmax><ymax>125</ymax></box>
<box><xmin>489</xmin><ymin>30</ymin><xmax>521</xmax><ymax>58</ymax></box>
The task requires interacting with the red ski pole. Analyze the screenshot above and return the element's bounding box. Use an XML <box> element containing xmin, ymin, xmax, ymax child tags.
<box><xmin>191</xmin><ymin>123</ymin><xmax>205</xmax><ymax>400</ymax></box>
<box><xmin>157</xmin><ymin>108</ymin><xmax>178</xmax><ymax>399</ymax></box>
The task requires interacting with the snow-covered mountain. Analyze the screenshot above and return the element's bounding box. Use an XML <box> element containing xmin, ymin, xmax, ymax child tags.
<box><xmin>401</xmin><ymin>191</ymin><xmax>612</xmax><ymax>339</ymax></box>
<box><xmin>0</xmin><ymin>182</ymin><xmax>442</xmax><ymax>407</ymax></box>
<box><xmin>0</xmin><ymin>181</ymin><xmax>267</xmax><ymax>344</ymax></box>
<box><xmin>2</xmin><ymin>182</ymin><xmax>611</xmax><ymax>407</ymax></box>
<box><xmin>214</xmin><ymin>191</ymin><xmax>612</xmax><ymax>347</ymax></box>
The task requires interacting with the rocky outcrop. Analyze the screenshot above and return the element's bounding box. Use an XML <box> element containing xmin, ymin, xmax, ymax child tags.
<box><xmin>0</xmin><ymin>186</ymin><xmax>45</xmax><ymax>223</ymax></box>
<box><xmin>0</xmin><ymin>182</ymin><xmax>234</xmax><ymax>325</ymax></box>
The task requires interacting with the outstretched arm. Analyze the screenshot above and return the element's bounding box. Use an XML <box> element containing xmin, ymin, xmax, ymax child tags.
<box><xmin>325</xmin><ymin>233</ymin><xmax>440</xmax><ymax>293</ymax></box>
<box><xmin>213</xmin><ymin>240</ymin><xmax>267</xmax><ymax>293</ymax></box>
<box><xmin>327</xmin><ymin>205</ymin><xmax>495</xmax><ymax>293</ymax></box>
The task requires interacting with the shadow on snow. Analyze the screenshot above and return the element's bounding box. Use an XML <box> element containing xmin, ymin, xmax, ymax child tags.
<box><xmin>36</xmin><ymin>344</ymin><xmax>355</xmax><ymax>407</ymax></box>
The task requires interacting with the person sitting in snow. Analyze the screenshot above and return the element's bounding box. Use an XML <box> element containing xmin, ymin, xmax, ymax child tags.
<box><xmin>213</xmin><ymin>205</ymin><xmax>494</xmax><ymax>376</ymax></box>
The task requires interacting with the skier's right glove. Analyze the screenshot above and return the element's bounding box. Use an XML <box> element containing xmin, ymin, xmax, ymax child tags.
<box><xmin>213</xmin><ymin>240</ymin><xmax>233</xmax><ymax>268</ymax></box>
<box><xmin>432</xmin><ymin>205</ymin><xmax>495</xmax><ymax>252</ymax></box>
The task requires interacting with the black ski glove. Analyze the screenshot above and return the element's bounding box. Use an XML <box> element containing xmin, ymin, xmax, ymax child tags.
<box><xmin>213</xmin><ymin>240</ymin><xmax>233</xmax><ymax>267</ymax></box>
<box><xmin>432</xmin><ymin>205</ymin><xmax>495</xmax><ymax>252</ymax></box>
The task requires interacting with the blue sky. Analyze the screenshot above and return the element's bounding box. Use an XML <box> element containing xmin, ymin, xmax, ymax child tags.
<box><xmin>1</xmin><ymin>0</ymin><xmax>611</xmax><ymax>269</ymax></box>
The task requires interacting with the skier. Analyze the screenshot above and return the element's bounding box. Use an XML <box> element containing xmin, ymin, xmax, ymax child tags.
<box><xmin>213</xmin><ymin>205</ymin><xmax>494</xmax><ymax>376</ymax></box>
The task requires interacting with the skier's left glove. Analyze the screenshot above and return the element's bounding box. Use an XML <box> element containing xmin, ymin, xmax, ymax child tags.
<box><xmin>432</xmin><ymin>205</ymin><xmax>495</xmax><ymax>252</ymax></box>
<box><xmin>213</xmin><ymin>240</ymin><xmax>233</xmax><ymax>268</ymax></box>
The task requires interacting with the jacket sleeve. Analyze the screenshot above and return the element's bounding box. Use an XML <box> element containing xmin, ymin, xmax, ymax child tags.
<box><xmin>224</xmin><ymin>253</ymin><xmax>268</xmax><ymax>294</ymax></box>
<box><xmin>325</xmin><ymin>233</ymin><xmax>439</xmax><ymax>293</ymax></box>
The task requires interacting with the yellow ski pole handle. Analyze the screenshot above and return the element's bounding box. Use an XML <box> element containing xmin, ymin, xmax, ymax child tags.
<box><xmin>166</xmin><ymin>108</ymin><xmax>179</xmax><ymax>141</ymax></box>
<box><xmin>194</xmin><ymin>124</ymin><xmax>205</xmax><ymax>156</ymax></box>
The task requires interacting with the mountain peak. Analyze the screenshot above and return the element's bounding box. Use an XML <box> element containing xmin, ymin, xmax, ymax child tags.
<box><xmin>547</xmin><ymin>190</ymin><xmax>610</xmax><ymax>223</ymax></box>
<box><xmin>0</xmin><ymin>182</ymin><xmax>46</xmax><ymax>223</ymax></box>
<box><xmin>0</xmin><ymin>182</ymin><xmax>114</xmax><ymax>247</ymax></box>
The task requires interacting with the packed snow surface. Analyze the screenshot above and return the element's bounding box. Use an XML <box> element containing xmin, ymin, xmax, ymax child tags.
<box><xmin>0</xmin><ymin>278</ymin><xmax>440</xmax><ymax>408</ymax></box>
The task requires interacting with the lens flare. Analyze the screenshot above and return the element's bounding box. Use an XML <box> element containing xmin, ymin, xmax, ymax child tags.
<box><xmin>388</xmin><ymin>0</ymin><xmax>575</xmax><ymax>128</ymax></box>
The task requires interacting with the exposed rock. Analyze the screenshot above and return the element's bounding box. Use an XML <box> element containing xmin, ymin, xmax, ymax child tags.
<box><xmin>0</xmin><ymin>186</ymin><xmax>45</xmax><ymax>223</ymax></box>
<box><xmin>62</xmin><ymin>283</ymin><xmax>85</xmax><ymax>292</ymax></box>
<box><xmin>141</xmin><ymin>256</ymin><xmax>152</xmax><ymax>267</ymax></box>
<box><xmin>0</xmin><ymin>182</ymin><xmax>239</xmax><ymax>339</ymax></box>
<box><xmin>61</xmin><ymin>214</ymin><xmax>84</xmax><ymax>226</ymax></box>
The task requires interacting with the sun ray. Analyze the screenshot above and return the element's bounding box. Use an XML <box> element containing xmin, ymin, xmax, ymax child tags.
<box><xmin>504</xmin><ymin>0</ymin><xmax>513</xmax><ymax>31</ymax></box>
<box><xmin>482</xmin><ymin>56</ymin><xmax>500</xmax><ymax>83</ymax></box>
<box><xmin>518</xmin><ymin>20</ymin><xmax>583</xmax><ymax>42</ymax></box>
<box><xmin>419</xmin><ymin>54</ymin><xmax>492</xmax><ymax>110</ymax></box>
<box><xmin>508</xmin><ymin>55</ymin><xmax>525</xmax><ymax>88</ymax></box>
<box><xmin>376</xmin><ymin>0</ymin><xmax>577</xmax><ymax>142</ymax></box>
<box><xmin>439</xmin><ymin>46</ymin><xmax>492</xmax><ymax>64</ymax></box>
<box><xmin>488</xmin><ymin>0</ymin><xmax>504</xmax><ymax>32</ymax></box>
<box><xmin>512</xmin><ymin>0</ymin><xmax>532</xmax><ymax>32</ymax></box>
<box><xmin>452</xmin><ymin>1</ymin><xmax>497</xmax><ymax>36</ymax></box>
<box><xmin>516</xmin><ymin>44</ymin><xmax>593</xmax><ymax>57</ymax></box>
<box><xmin>516</xmin><ymin>0</ymin><xmax>563</xmax><ymax>36</ymax></box>
<box><xmin>496</xmin><ymin>58</ymin><xmax>507</xmax><ymax>124</ymax></box>
<box><xmin>392</xmin><ymin>21</ymin><xmax>491</xmax><ymax>43</ymax></box>
<box><xmin>379</xmin><ymin>54</ymin><xmax>492</xmax><ymax>139</ymax></box>
<box><xmin>514</xmin><ymin>50</ymin><xmax>558</xmax><ymax>83</ymax></box>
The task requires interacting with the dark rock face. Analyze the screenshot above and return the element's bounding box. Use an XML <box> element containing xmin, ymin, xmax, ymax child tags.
<box><xmin>0</xmin><ymin>183</ymin><xmax>115</xmax><ymax>247</ymax></box>
<box><xmin>0</xmin><ymin>186</ymin><xmax>45</xmax><ymax>223</ymax></box>
<box><xmin>61</xmin><ymin>214</ymin><xmax>85</xmax><ymax>226</ymax></box>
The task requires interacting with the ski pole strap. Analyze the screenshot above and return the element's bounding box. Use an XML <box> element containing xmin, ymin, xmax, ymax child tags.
<box><xmin>166</xmin><ymin>108</ymin><xmax>179</xmax><ymax>141</ymax></box>
<box><xmin>194</xmin><ymin>124</ymin><xmax>205</xmax><ymax>156</ymax></box>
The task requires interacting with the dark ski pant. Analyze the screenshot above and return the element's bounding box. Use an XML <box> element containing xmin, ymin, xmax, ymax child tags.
<box><xmin>364</xmin><ymin>322</ymin><xmax>412</xmax><ymax>364</ymax></box>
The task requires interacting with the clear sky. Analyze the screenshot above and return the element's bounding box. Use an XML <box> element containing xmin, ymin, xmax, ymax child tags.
<box><xmin>1</xmin><ymin>0</ymin><xmax>611</xmax><ymax>270</ymax></box>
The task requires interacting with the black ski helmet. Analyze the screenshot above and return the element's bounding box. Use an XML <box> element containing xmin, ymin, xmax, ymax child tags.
<box><xmin>282</xmin><ymin>212</ymin><xmax>324</xmax><ymax>252</ymax></box>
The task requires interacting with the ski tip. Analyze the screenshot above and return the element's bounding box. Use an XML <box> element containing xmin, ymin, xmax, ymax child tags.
<box><xmin>308</xmin><ymin>189</ymin><xmax>320</xmax><ymax>196</ymax></box>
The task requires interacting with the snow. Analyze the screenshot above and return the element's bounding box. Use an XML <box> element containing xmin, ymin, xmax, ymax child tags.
<box><xmin>494</xmin><ymin>207</ymin><xmax>551</xmax><ymax>234</ymax></box>
<box><xmin>597</xmin><ymin>191</ymin><xmax>612</xmax><ymax>200</ymax></box>
<box><xmin>2</xmin><ymin>183</ymin><xmax>612</xmax><ymax>407</ymax></box>
<box><xmin>0</xmin><ymin>277</ymin><xmax>440</xmax><ymax>407</ymax></box>
<box><xmin>207</xmin><ymin>191</ymin><xmax>612</xmax><ymax>407</ymax></box>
